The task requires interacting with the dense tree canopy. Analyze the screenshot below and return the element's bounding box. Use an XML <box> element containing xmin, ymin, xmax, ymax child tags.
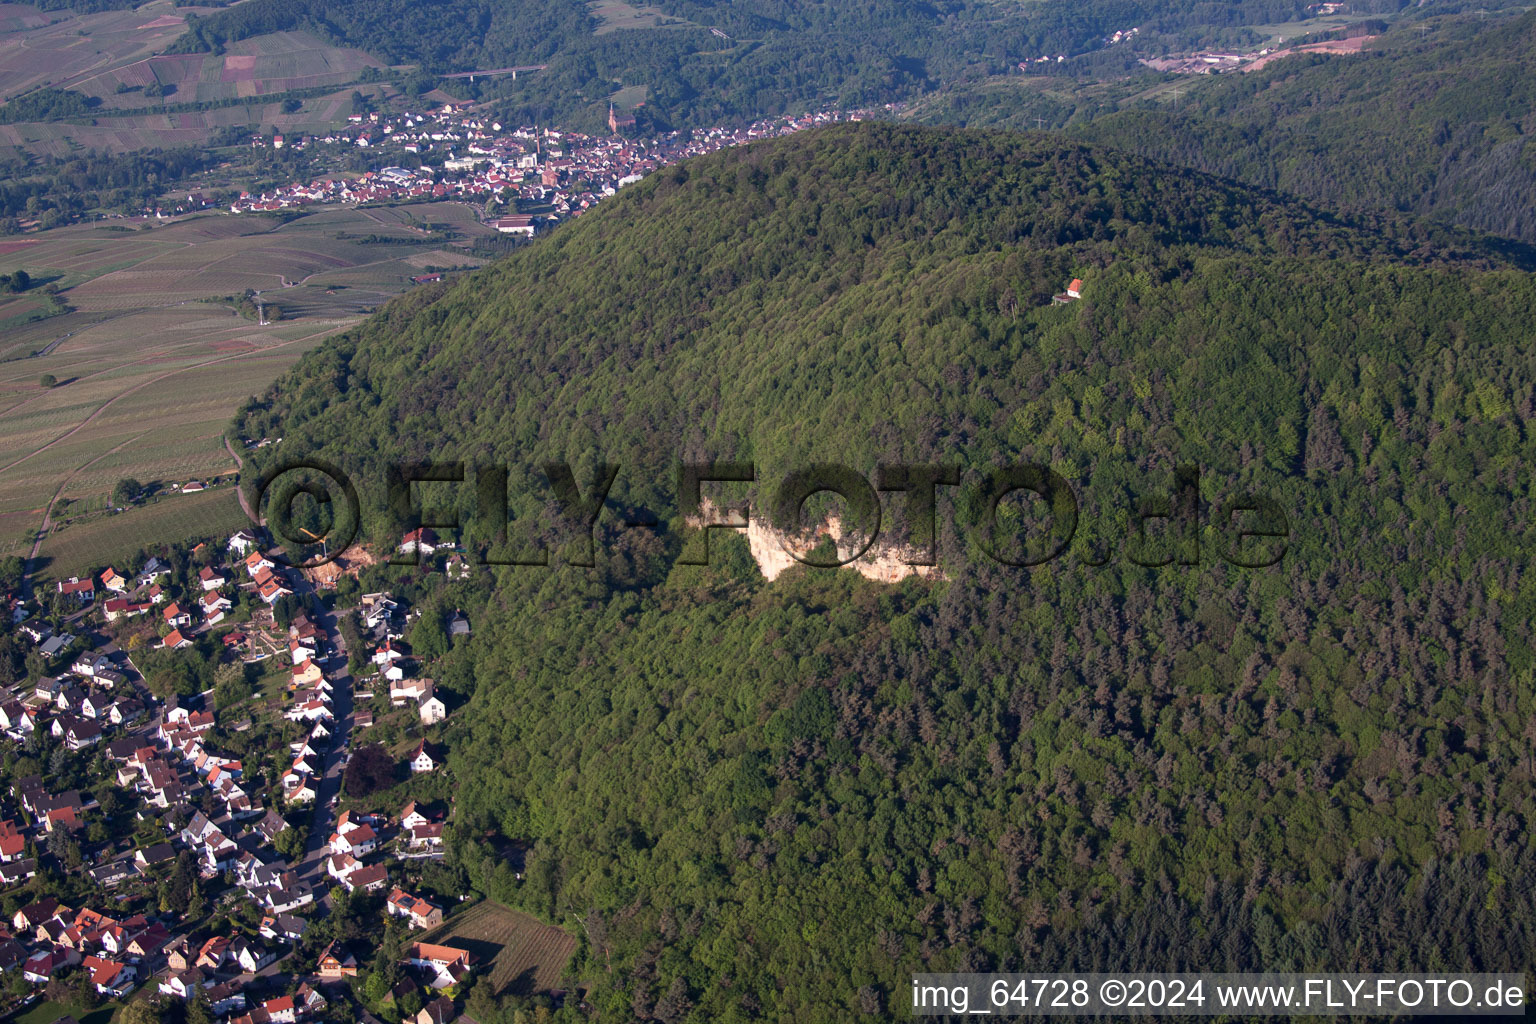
<box><xmin>239</xmin><ymin>124</ymin><xmax>1536</xmax><ymax>1020</ymax></box>
<box><xmin>922</xmin><ymin>10</ymin><xmax>1536</xmax><ymax>245</ymax></box>
<box><xmin>163</xmin><ymin>0</ymin><xmax>1399</xmax><ymax>130</ymax></box>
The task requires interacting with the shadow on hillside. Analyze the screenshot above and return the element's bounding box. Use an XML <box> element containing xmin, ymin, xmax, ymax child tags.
<box><xmin>499</xmin><ymin>966</ymin><xmax>538</xmax><ymax>998</ymax></box>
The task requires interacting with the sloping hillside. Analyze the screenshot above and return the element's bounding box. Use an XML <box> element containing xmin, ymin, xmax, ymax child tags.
<box><xmin>1077</xmin><ymin>11</ymin><xmax>1536</xmax><ymax>241</ymax></box>
<box><xmin>238</xmin><ymin>123</ymin><xmax>1536</xmax><ymax>1021</ymax></box>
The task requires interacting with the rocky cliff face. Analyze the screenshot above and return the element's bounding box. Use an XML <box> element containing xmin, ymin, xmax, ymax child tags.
<box><xmin>697</xmin><ymin>502</ymin><xmax>939</xmax><ymax>583</ymax></box>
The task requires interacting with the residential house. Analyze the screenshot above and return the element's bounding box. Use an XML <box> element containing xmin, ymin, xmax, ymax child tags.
<box><xmin>82</xmin><ymin>954</ymin><xmax>137</xmax><ymax>997</ymax></box>
<box><xmin>135</xmin><ymin>842</ymin><xmax>176</xmax><ymax>869</ymax></box>
<box><xmin>413</xmin><ymin>996</ymin><xmax>458</xmax><ymax>1024</ymax></box>
<box><xmin>244</xmin><ymin>550</ymin><xmax>275</xmax><ymax>577</ymax></box>
<box><xmin>259</xmin><ymin>914</ymin><xmax>308</xmax><ymax>943</ymax></box>
<box><xmin>230</xmin><ymin>936</ymin><xmax>276</xmax><ymax>973</ymax></box>
<box><xmin>295</xmin><ymin>982</ymin><xmax>327</xmax><ymax>1016</ymax></box>
<box><xmin>258</xmin><ymin>576</ymin><xmax>293</xmax><ymax>605</ymax></box>
<box><xmin>409</xmin><ymin>740</ymin><xmax>439</xmax><ymax>774</ymax></box>
<box><xmin>208</xmin><ymin>980</ymin><xmax>247</xmax><ymax>1015</ymax></box>
<box><xmin>0</xmin><ymin>821</ymin><xmax>25</xmax><ymax>862</ymax></box>
<box><xmin>329</xmin><ymin>823</ymin><xmax>378</xmax><ymax>858</ymax></box>
<box><xmin>103</xmin><ymin>597</ymin><xmax>151</xmax><ymax>621</ymax></box>
<box><xmin>159</xmin><ymin>967</ymin><xmax>209</xmax><ymax>998</ymax></box>
<box><xmin>376</xmin><ymin>640</ymin><xmax>411</xmax><ymax>670</ymax></box>
<box><xmin>419</xmin><ymin>690</ymin><xmax>448</xmax><ymax>725</ymax></box>
<box><xmin>0</xmin><ymin>700</ymin><xmax>34</xmax><ymax>739</ymax></box>
<box><xmin>0</xmin><ymin>858</ymin><xmax>37</xmax><ymax>884</ymax></box>
<box><xmin>398</xmin><ymin>527</ymin><xmax>439</xmax><ymax>555</ymax></box>
<box><xmin>17</xmin><ymin>896</ymin><xmax>66</xmax><ymax>927</ymax></box>
<box><xmin>39</xmin><ymin>634</ymin><xmax>73</xmax><ymax>658</ymax></box>
<box><xmin>24</xmin><ymin>946</ymin><xmax>80</xmax><ymax>983</ymax></box>
<box><xmin>164</xmin><ymin>938</ymin><xmax>194</xmax><ymax>973</ymax></box>
<box><xmin>317</xmin><ymin>941</ymin><xmax>359</xmax><ymax>978</ymax></box>
<box><xmin>407</xmin><ymin>823</ymin><xmax>445</xmax><ymax>855</ymax></box>
<box><xmin>400</xmin><ymin>801</ymin><xmax>432</xmax><ymax>830</ymax></box>
<box><xmin>253</xmin><ymin>809</ymin><xmax>290</xmax><ymax>844</ymax></box>
<box><xmin>56</xmin><ymin>716</ymin><xmax>103</xmax><ymax>750</ymax></box>
<box><xmin>386</xmin><ymin>888</ymin><xmax>444</xmax><ymax>930</ymax></box>
<box><xmin>88</xmin><ymin>860</ymin><xmax>139</xmax><ymax>888</ymax></box>
<box><xmin>108</xmin><ymin>699</ymin><xmax>145</xmax><ymax>726</ymax></box>
<box><xmin>57</xmin><ymin>577</ymin><xmax>95</xmax><ymax>605</ymax></box>
<box><xmin>201</xmin><ymin>591</ymin><xmax>232</xmax><ymax>623</ymax></box>
<box><xmin>344</xmin><ymin>863</ymin><xmax>389</xmax><ymax>892</ymax></box>
<box><xmin>289</xmin><ymin>638</ymin><xmax>317</xmax><ymax>665</ymax></box>
<box><xmin>261</xmin><ymin>995</ymin><xmax>298</xmax><ymax>1023</ymax></box>
<box><xmin>196</xmin><ymin>934</ymin><xmax>232</xmax><ymax>970</ymax></box>
<box><xmin>291</xmin><ymin>659</ymin><xmax>325</xmax><ymax>689</ymax></box>
<box><xmin>405</xmin><ymin>942</ymin><xmax>474</xmax><ymax>989</ymax></box>
<box><xmin>126</xmin><ymin>924</ymin><xmax>171</xmax><ymax>960</ymax></box>
<box><xmin>326</xmin><ymin>852</ymin><xmax>363</xmax><ymax>883</ymax></box>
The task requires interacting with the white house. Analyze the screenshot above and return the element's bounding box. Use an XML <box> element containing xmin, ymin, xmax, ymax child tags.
<box><xmin>419</xmin><ymin>692</ymin><xmax>447</xmax><ymax>725</ymax></box>
<box><xmin>409</xmin><ymin>740</ymin><xmax>438</xmax><ymax>774</ymax></box>
<box><xmin>397</xmin><ymin>527</ymin><xmax>439</xmax><ymax>555</ymax></box>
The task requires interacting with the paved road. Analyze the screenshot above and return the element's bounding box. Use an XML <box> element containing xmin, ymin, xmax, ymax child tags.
<box><xmin>294</xmin><ymin>591</ymin><xmax>356</xmax><ymax>888</ymax></box>
<box><xmin>440</xmin><ymin>63</ymin><xmax>547</xmax><ymax>78</ymax></box>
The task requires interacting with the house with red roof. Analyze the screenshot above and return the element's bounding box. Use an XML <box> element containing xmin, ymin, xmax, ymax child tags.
<box><xmin>57</xmin><ymin>577</ymin><xmax>95</xmax><ymax>604</ymax></box>
<box><xmin>82</xmin><ymin>954</ymin><xmax>137</xmax><ymax>997</ymax></box>
<box><xmin>386</xmin><ymin>888</ymin><xmax>444</xmax><ymax>930</ymax></box>
<box><xmin>317</xmin><ymin>940</ymin><xmax>359</xmax><ymax>978</ymax></box>
<box><xmin>409</xmin><ymin>740</ymin><xmax>438</xmax><ymax>774</ymax></box>
<box><xmin>406</xmin><ymin>942</ymin><xmax>475</xmax><ymax>989</ymax></box>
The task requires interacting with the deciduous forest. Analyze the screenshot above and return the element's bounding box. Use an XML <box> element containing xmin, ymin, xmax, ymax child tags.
<box><xmin>237</xmin><ymin>124</ymin><xmax>1536</xmax><ymax>1021</ymax></box>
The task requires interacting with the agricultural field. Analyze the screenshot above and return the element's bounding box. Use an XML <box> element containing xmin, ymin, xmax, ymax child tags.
<box><xmin>0</xmin><ymin>0</ymin><xmax>191</xmax><ymax>101</ymax></box>
<box><xmin>33</xmin><ymin>483</ymin><xmax>248</xmax><ymax>580</ymax></box>
<box><xmin>0</xmin><ymin>0</ymin><xmax>398</xmax><ymax>160</ymax></box>
<box><xmin>609</xmin><ymin>83</ymin><xmax>649</xmax><ymax>109</ymax></box>
<box><xmin>70</xmin><ymin>30</ymin><xmax>388</xmax><ymax>110</ymax></box>
<box><xmin>0</xmin><ymin>307</ymin><xmax>340</xmax><ymax>564</ymax></box>
<box><xmin>0</xmin><ymin>205</ymin><xmax>486</xmax><ymax>573</ymax></box>
<box><xmin>419</xmin><ymin>900</ymin><xmax>578</xmax><ymax>996</ymax></box>
<box><xmin>588</xmin><ymin>0</ymin><xmax>696</xmax><ymax>34</ymax></box>
<box><xmin>0</xmin><ymin>81</ymin><xmax>398</xmax><ymax>158</ymax></box>
<box><xmin>1247</xmin><ymin>11</ymin><xmax>1383</xmax><ymax>43</ymax></box>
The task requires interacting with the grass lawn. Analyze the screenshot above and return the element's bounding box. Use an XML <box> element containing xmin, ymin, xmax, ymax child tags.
<box><xmin>12</xmin><ymin>998</ymin><xmax>121</xmax><ymax>1023</ymax></box>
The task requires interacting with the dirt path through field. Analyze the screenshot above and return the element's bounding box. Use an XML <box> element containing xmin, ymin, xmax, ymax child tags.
<box><xmin>13</xmin><ymin>322</ymin><xmax>350</xmax><ymax>596</ymax></box>
<box><xmin>0</xmin><ymin>322</ymin><xmax>345</xmax><ymax>477</ymax></box>
<box><xmin>224</xmin><ymin>434</ymin><xmax>262</xmax><ymax>525</ymax></box>
<box><xmin>20</xmin><ymin>426</ymin><xmax>150</xmax><ymax>599</ymax></box>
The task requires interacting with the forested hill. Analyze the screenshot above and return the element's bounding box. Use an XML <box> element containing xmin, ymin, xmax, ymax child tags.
<box><xmin>168</xmin><ymin>0</ymin><xmax>1371</xmax><ymax>128</ymax></box>
<box><xmin>238</xmin><ymin>124</ymin><xmax>1536</xmax><ymax>1021</ymax></box>
<box><xmin>234</xmin><ymin>120</ymin><xmax>1518</xmax><ymax>523</ymax></box>
<box><xmin>1073</xmin><ymin>10</ymin><xmax>1536</xmax><ymax>243</ymax></box>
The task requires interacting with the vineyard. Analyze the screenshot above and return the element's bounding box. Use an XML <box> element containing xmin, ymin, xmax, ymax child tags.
<box><xmin>419</xmin><ymin>901</ymin><xmax>579</xmax><ymax>996</ymax></box>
